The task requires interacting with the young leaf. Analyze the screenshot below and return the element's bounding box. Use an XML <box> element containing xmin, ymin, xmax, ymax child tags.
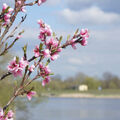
<box><xmin>49</xmin><ymin>73</ymin><xmax>54</xmax><ymax>75</ymax></box>
<box><xmin>19</xmin><ymin>30</ymin><xmax>24</xmax><ymax>35</ymax></box>
<box><xmin>67</xmin><ymin>35</ymin><xmax>70</xmax><ymax>41</ymax></box>
<box><xmin>46</xmin><ymin>59</ymin><xmax>50</xmax><ymax>66</ymax></box>
<box><xmin>16</xmin><ymin>56</ymin><xmax>19</xmax><ymax>64</ymax></box>
<box><xmin>22</xmin><ymin>44</ymin><xmax>27</xmax><ymax>54</ymax></box>
<box><xmin>53</xmin><ymin>32</ymin><xmax>56</xmax><ymax>37</ymax></box>
<box><xmin>74</xmin><ymin>28</ymin><xmax>79</xmax><ymax>35</ymax></box>
<box><xmin>39</xmin><ymin>43</ymin><xmax>43</xmax><ymax>51</ymax></box>
<box><xmin>59</xmin><ymin>36</ymin><xmax>63</xmax><ymax>43</ymax></box>
<box><xmin>5</xmin><ymin>43</ymin><xmax>8</xmax><ymax>49</ymax></box>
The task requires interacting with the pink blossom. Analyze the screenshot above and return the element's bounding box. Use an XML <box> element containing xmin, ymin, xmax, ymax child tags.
<box><xmin>0</xmin><ymin>109</ymin><xmax>4</xmax><ymax>118</ymax></box>
<box><xmin>70</xmin><ymin>39</ymin><xmax>77</xmax><ymax>49</ymax></box>
<box><xmin>8</xmin><ymin>57</ymin><xmax>28</xmax><ymax>77</ymax></box>
<box><xmin>8</xmin><ymin>8</ymin><xmax>14</xmax><ymax>13</ymax></box>
<box><xmin>17</xmin><ymin>1</ymin><xmax>21</xmax><ymax>5</ymax></box>
<box><xmin>0</xmin><ymin>109</ymin><xmax>14</xmax><ymax>120</ymax></box>
<box><xmin>80</xmin><ymin>29</ymin><xmax>89</xmax><ymax>40</ymax></box>
<box><xmin>38</xmin><ymin>30</ymin><xmax>45</xmax><ymax>41</ymax></box>
<box><xmin>45</xmin><ymin>24</ymin><xmax>52</xmax><ymax>36</ymax></box>
<box><xmin>37</xmin><ymin>19</ymin><xmax>44</xmax><ymax>28</ymax></box>
<box><xmin>57</xmin><ymin>48</ymin><xmax>62</xmax><ymax>52</ymax></box>
<box><xmin>3</xmin><ymin>19</ymin><xmax>10</xmax><ymax>26</ymax></box>
<box><xmin>80</xmin><ymin>39</ymin><xmax>88</xmax><ymax>46</ymax></box>
<box><xmin>4</xmin><ymin>14</ymin><xmax>11</xmax><ymax>22</ymax></box>
<box><xmin>72</xmin><ymin>43</ymin><xmax>77</xmax><ymax>49</ymax></box>
<box><xmin>51</xmin><ymin>53</ymin><xmax>59</xmax><ymax>61</ymax></box>
<box><xmin>39</xmin><ymin>26</ymin><xmax>52</xmax><ymax>41</ymax></box>
<box><xmin>38</xmin><ymin>0</ymin><xmax>46</xmax><ymax>6</ymax></box>
<box><xmin>16</xmin><ymin>35</ymin><xmax>22</xmax><ymax>39</ymax></box>
<box><xmin>2</xmin><ymin>3</ymin><xmax>8</xmax><ymax>11</ymax></box>
<box><xmin>39</xmin><ymin>64</ymin><xmax>51</xmax><ymax>77</ymax></box>
<box><xmin>27</xmin><ymin>91</ymin><xmax>36</xmax><ymax>101</ymax></box>
<box><xmin>42</xmin><ymin>76</ymin><xmax>50</xmax><ymax>86</ymax></box>
<box><xmin>19</xmin><ymin>57</ymin><xmax>29</xmax><ymax>69</ymax></box>
<box><xmin>28</xmin><ymin>65</ymin><xmax>35</xmax><ymax>72</ymax></box>
<box><xmin>43</xmin><ymin>49</ymin><xmax>51</xmax><ymax>58</ymax></box>
<box><xmin>8</xmin><ymin>57</ymin><xmax>19</xmax><ymax>72</ymax></box>
<box><xmin>39</xmin><ymin>63</ymin><xmax>44</xmax><ymax>69</ymax></box>
<box><xmin>7</xmin><ymin>110</ymin><xmax>14</xmax><ymax>118</ymax></box>
<box><xmin>21</xmin><ymin>6</ymin><xmax>26</xmax><ymax>13</ymax></box>
<box><xmin>46</xmin><ymin>37</ymin><xmax>58</xmax><ymax>49</ymax></box>
<box><xmin>13</xmin><ymin>69</ymin><xmax>23</xmax><ymax>77</ymax></box>
<box><xmin>44</xmin><ymin>66</ymin><xmax>51</xmax><ymax>75</ymax></box>
<box><xmin>80</xmin><ymin>29</ymin><xmax>88</xmax><ymax>35</ymax></box>
<box><xmin>33</xmin><ymin>45</ymin><xmax>40</xmax><ymax>57</ymax></box>
<box><xmin>38</xmin><ymin>22</ymin><xmax>52</xmax><ymax>41</ymax></box>
<box><xmin>1</xmin><ymin>4</ymin><xmax>13</xmax><ymax>26</ymax></box>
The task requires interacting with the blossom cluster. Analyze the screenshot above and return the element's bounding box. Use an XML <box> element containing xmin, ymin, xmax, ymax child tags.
<box><xmin>1</xmin><ymin>0</ymin><xmax>90</xmax><ymax>119</ymax></box>
<box><xmin>0</xmin><ymin>3</ymin><xmax>13</xmax><ymax>26</ymax></box>
<box><xmin>7</xmin><ymin>57</ymin><xmax>28</xmax><ymax>77</ymax></box>
<box><xmin>70</xmin><ymin>29</ymin><xmax>89</xmax><ymax>49</ymax></box>
<box><xmin>38</xmin><ymin>0</ymin><xmax>46</xmax><ymax>6</ymax></box>
<box><xmin>39</xmin><ymin>63</ymin><xmax>51</xmax><ymax>86</ymax></box>
<box><xmin>27</xmin><ymin>91</ymin><xmax>36</xmax><ymax>101</ymax></box>
<box><xmin>0</xmin><ymin>109</ymin><xmax>14</xmax><ymax>120</ymax></box>
<box><xmin>34</xmin><ymin>19</ymin><xmax>62</xmax><ymax>61</ymax></box>
<box><xmin>16</xmin><ymin>0</ymin><xmax>46</xmax><ymax>13</ymax></box>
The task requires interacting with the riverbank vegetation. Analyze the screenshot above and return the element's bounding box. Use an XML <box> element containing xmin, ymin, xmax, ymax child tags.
<box><xmin>0</xmin><ymin>54</ymin><xmax>120</xmax><ymax>106</ymax></box>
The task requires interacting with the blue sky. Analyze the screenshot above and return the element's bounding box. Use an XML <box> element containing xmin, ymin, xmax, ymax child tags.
<box><xmin>1</xmin><ymin>0</ymin><xmax>120</xmax><ymax>79</ymax></box>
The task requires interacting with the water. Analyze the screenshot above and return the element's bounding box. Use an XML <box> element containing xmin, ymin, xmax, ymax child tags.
<box><xmin>17</xmin><ymin>97</ymin><xmax>120</xmax><ymax>120</ymax></box>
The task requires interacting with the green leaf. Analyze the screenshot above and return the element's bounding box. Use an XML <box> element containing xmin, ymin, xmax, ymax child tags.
<box><xmin>16</xmin><ymin>56</ymin><xmax>19</xmax><ymax>64</ymax></box>
<box><xmin>46</xmin><ymin>59</ymin><xmax>50</xmax><ymax>66</ymax></box>
<box><xmin>4</xmin><ymin>7</ymin><xmax>10</xmax><ymax>13</ymax></box>
<box><xmin>59</xmin><ymin>36</ymin><xmax>63</xmax><ymax>43</ymax></box>
<box><xmin>39</xmin><ymin>43</ymin><xmax>43</xmax><ymax>51</ymax></box>
<box><xmin>4</xmin><ymin>106</ymin><xmax>10</xmax><ymax>116</ymax></box>
<box><xmin>49</xmin><ymin>73</ymin><xmax>54</xmax><ymax>75</ymax></box>
<box><xmin>22</xmin><ymin>44</ymin><xmax>27</xmax><ymax>54</ymax></box>
<box><xmin>74</xmin><ymin>28</ymin><xmax>79</xmax><ymax>35</ymax></box>
<box><xmin>53</xmin><ymin>32</ymin><xmax>56</xmax><ymax>37</ymax></box>
<box><xmin>5</xmin><ymin>43</ymin><xmax>8</xmax><ymax>49</ymax></box>
<box><xmin>67</xmin><ymin>35</ymin><xmax>70</xmax><ymax>41</ymax></box>
<box><xmin>19</xmin><ymin>30</ymin><xmax>24</xmax><ymax>35</ymax></box>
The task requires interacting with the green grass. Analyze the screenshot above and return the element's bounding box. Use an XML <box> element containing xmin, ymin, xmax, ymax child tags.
<box><xmin>42</xmin><ymin>89</ymin><xmax>120</xmax><ymax>96</ymax></box>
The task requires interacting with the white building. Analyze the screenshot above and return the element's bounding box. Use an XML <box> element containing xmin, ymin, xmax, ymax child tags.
<box><xmin>78</xmin><ymin>84</ymin><xmax>88</xmax><ymax>91</ymax></box>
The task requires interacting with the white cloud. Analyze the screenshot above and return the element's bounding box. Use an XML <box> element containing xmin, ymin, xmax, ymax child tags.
<box><xmin>65</xmin><ymin>0</ymin><xmax>120</xmax><ymax>13</ymax></box>
<box><xmin>68</xmin><ymin>58</ymin><xmax>83</xmax><ymax>65</ymax></box>
<box><xmin>60</xmin><ymin>6</ymin><xmax>120</xmax><ymax>25</ymax></box>
<box><xmin>46</xmin><ymin>0</ymin><xmax>61</xmax><ymax>6</ymax></box>
<box><xmin>0</xmin><ymin>0</ymin><xmax>60</xmax><ymax>7</ymax></box>
<box><xmin>0</xmin><ymin>0</ymin><xmax>14</xmax><ymax>7</ymax></box>
<box><xmin>22</xmin><ymin>28</ymin><xmax>38</xmax><ymax>40</ymax></box>
<box><xmin>68</xmin><ymin>56</ymin><xmax>95</xmax><ymax>66</ymax></box>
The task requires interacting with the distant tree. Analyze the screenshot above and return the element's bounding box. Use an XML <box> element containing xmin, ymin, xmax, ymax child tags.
<box><xmin>102</xmin><ymin>72</ymin><xmax>120</xmax><ymax>89</ymax></box>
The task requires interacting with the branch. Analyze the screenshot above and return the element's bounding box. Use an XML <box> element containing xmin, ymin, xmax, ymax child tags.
<box><xmin>3</xmin><ymin>57</ymin><xmax>43</xmax><ymax>110</ymax></box>
<box><xmin>0</xmin><ymin>72</ymin><xmax>12</xmax><ymax>81</ymax></box>
<box><xmin>25</xmin><ymin>0</ymin><xmax>38</xmax><ymax>6</ymax></box>
<box><xmin>0</xmin><ymin>56</ymin><xmax>37</xmax><ymax>81</ymax></box>
<box><xmin>0</xmin><ymin>15</ymin><xmax>27</xmax><ymax>49</ymax></box>
<box><xmin>0</xmin><ymin>34</ymin><xmax>20</xmax><ymax>56</ymax></box>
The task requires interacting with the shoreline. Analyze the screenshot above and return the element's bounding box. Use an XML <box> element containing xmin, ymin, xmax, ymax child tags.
<box><xmin>42</xmin><ymin>93</ymin><xmax>120</xmax><ymax>99</ymax></box>
<box><xmin>57</xmin><ymin>93</ymin><xmax>120</xmax><ymax>99</ymax></box>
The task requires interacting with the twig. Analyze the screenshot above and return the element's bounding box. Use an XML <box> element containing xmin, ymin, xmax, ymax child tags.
<box><xmin>3</xmin><ymin>57</ymin><xmax>43</xmax><ymax>110</ymax></box>
<box><xmin>0</xmin><ymin>72</ymin><xmax>11</xmax><ymax>81</ymax></box>
<box><xmin>25</xmin><ymin>0</ymin><xmax>38</xmax><ymax>6</ymax></box>
<box><xmin>0</xmin><ymin>15</ymin><xmax>27</xmax><ymax>49</ymax></box>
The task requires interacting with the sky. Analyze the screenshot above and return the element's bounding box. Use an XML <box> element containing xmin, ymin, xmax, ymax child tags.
<box><xmin>0</xmin><ymin>0</ymin><xmax>120</xmax><ymax>79</ymax></box>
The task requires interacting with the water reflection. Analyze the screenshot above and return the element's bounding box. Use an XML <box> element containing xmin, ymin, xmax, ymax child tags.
<box><xmin>16</xmin><ymin>98</ymin><xmax>120</xmax><ymax>120</ymax></box>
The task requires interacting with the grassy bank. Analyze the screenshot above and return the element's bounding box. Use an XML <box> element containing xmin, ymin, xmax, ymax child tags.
<box><xmin>41</xmin><ymin>89</ymin><xmax>120</xmax><ymax>98</ymax></box>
